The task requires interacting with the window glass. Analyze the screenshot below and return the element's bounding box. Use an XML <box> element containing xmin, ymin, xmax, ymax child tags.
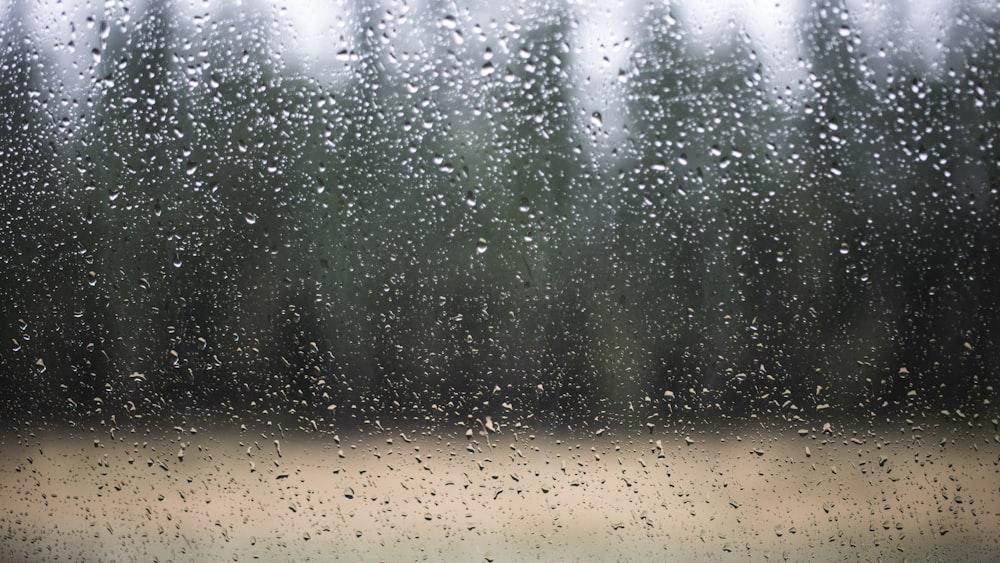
<box><xmin>1</xmin><ymin>0</ymin><xmax>997</xmax><ymax>560</ymax></box>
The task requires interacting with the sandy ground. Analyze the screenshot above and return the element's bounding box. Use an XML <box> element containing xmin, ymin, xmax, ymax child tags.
<box><xmin>1</xmin><ymin>420</ymin><xmax>998</xmax><ymax>562</ymax></box>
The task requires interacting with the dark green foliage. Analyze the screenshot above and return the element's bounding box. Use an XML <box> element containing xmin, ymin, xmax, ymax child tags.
<box><xmin>1</xmin><ymin>0</ymin><xmax>997</xmax><ymax>428</ymax></box>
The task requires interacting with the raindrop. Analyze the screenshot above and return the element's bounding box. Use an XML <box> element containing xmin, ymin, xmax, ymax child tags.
<box><xmin>476</xmin><ymin>238</ymin><xmax>488</xmax><ymax>255</ymax></box>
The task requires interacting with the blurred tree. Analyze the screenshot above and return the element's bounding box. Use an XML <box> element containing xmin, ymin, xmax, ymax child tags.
<box><xmin>615</xmin><ymin>3</ymin><xmax>781</xmax><ymax>421</ymax></box>
<box><xmin>0</xmin><ymin>0</ymin><xmax>97</xmax><ymax>419</ymax></box>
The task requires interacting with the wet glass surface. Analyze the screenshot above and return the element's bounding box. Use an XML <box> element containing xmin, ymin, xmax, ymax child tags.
<box><xmin>1</xmin><ymin>0</ymin><xmax>998</xmax><ymax>560</ymax></box>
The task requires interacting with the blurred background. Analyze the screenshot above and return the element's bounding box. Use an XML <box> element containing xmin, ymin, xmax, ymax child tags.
<box><xmin>1</xmin><ymin>0</ymin><xmax>997</xmax><ymax>430</ymax></box>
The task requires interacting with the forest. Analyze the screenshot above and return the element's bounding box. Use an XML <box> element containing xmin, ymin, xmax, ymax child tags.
<box><xmin>1</xmin><ymin>0</ymin><xmax>998</xmax><ymax>431</ymax></box>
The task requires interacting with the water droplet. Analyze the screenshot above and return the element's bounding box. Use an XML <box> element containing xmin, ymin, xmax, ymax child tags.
<box><xmin>590</xmin><ymin>112</ymin><xmax>603</xmax><ymax>127</ymax></box>
<box><xmin>86</xmin><ymin>270</ymin><xmax>97</xmax><ymax>286</ymax></box>
<box><xmin>245</xmin><ymin>212</ymin><xmax>257</xmax><ymax>225</ymax></box>
<box><xmin>441</xmin><ymin>15</ymin><xmax>457</xmax><ymax>29</ymax></box>
<box><xmin>476</xmin><ymin>238</ymin><xmax>488</xmax><ymax>255</ymax></box>
<box><xmin>838</xmin><ymin>25</ymin><xmax>851</xmax><ymax>37</ymax></box>
<box><xmin>186</xmin><ymin>161</ymin><xmax>198</xmax><ymax>176</ymax></box>
<box><xmin>839</xmin><ymin>243</ymin><xmax>849</xmax><ymax>255</ymax></box>
<box><xmin>34</xmin><ymin>358</ymin><xmax>46</xmax><ymax>374</ymax></box>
